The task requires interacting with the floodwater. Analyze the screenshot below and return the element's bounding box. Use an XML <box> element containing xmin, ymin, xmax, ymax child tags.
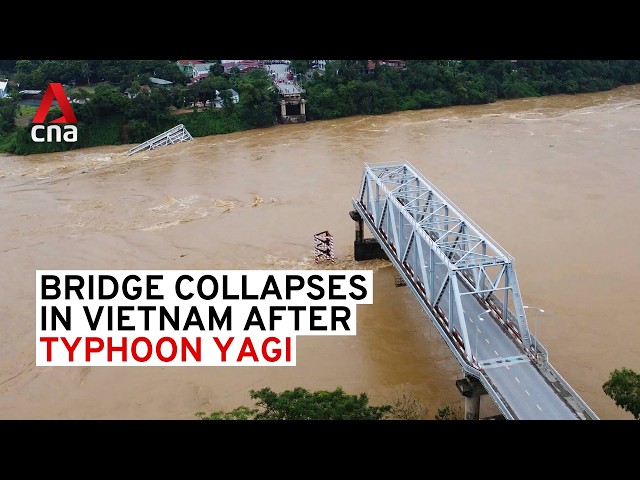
<box><xmin>1</xmin><ymin>84</ymin><xmax>639</xmax><ymax>420</ymax></box>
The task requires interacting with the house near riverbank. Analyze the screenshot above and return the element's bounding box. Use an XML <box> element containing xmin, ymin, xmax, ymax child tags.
<box><xmin>176</xmin><ymin>60</ymin><xmax>205</xmax><ymax>76</ymax></box>
<box><xmin>214</xmin><ymin>88</ymin><xmax>239</xmax><ymax>107</ymax></box>
<box><xmin>366</xmin><ymin>60</ymin><xmax>406</xmax><ymax>74</ymax></box>
<box><xmin>221</xmin><ymin>60</ymin><xmax>263</xmax><ymax>74</ymax></box>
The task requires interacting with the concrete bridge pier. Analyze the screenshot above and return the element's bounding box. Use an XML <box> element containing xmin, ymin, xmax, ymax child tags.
<box><xmin>350</xmin><ymin>210</ymin><xmax>364</xmax><ymax>243</ymax></box>
<box><xmin>349</xmin><ymin>210</ymin><xmax>387</xmax><ymax>261</ymax></box>
<box><xmin>456</xmin><ymin>376</ymin><xmax>487</xmax><ymax>420</ymax></box>
<box><xmin>276</xmin><ymin>82</ymin><xmax>306</xmax><ymax>124</ymax></box>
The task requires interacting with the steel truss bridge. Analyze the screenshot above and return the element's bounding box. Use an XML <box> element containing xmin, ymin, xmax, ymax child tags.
<box><xmin>352</xmin><ymin>162</ymin><xmax>598</xmax><ymax>420</ymax></box>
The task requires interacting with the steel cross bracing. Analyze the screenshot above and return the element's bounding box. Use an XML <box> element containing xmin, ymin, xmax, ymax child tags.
<box><xmin>352</xmin><ymin>162</ymin><xmax>599</xmax><ymax>420</ymax></box>
<box><xmin>356</xmin><ymin>162</ymin><xmax>531</xmax><ymax>352</ymax></box>
<box><xmin>126</xmin><ymin>124</ymin><xmax>194</xmax><ymax>156</ymax></box>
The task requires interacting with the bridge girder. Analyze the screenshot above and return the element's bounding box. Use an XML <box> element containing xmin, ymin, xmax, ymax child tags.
<box><xmin>355</xmin><ymin>162</ymin><xmax>534</xmax><ymax>356</ymax></box>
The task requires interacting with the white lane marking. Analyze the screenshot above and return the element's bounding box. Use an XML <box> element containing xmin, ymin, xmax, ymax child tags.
<box><xmin>506</xmin><ymin>365</ymin><xmax>510</xmax><ymax>370</ymax></box>
<box><xmin>525</xmin><ymin>390</ymin><xmax>530</xmax><ymax>396</ymax></box>
<box><xmin>470</xmin><ymin>318</ymin><xmax>474</xmax><ymax>323</ymax></box>
<box><xmin>494</xmin><ymin>350</ymin><xmax>499</xmax><ymax>356</ymax></box>
<box><xmin>477</xmin><ymin>328</ymin><xmax>482</xmax><ymax>334</ymax></box>
<box><xmin>479</xmin><ymin>355</ymin><xmax>529</xmax><ymax>369</ymax></box>
<box><xmin>485</xmin><ymin>338</ymin><xmax>490</xmax><ymax>344</ymax></box>
<box><xmin>536</xmin><ymin>404</ymin><xmax>542</xmax><ymax>411</ymax></box>
<box><xmin>515</xmin><ymin>376</ymin><xmax>520</xmax><ymax>384</ymax></box>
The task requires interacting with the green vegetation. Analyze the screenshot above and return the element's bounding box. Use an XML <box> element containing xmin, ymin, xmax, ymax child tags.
<box><xmin>2</xmin><ymin>60</ymin><xmax>639</xmax><ymax>155</ymax></box>
<box><xmin>390</xmin><ymin>393</ymin><xmax>429</xmax><ymax>420</ymax></box>
<box><xmin>434</xmin><ymin>405</ymin><xmax>463</xmax><ymax>420</ymax></box>
<box><xmin>603</xmin><ymin>367</ymin><xmax>640</xmax><ymax>419</ymax></box>
<box><xmin>0</xmin><ymin>60</ymin><xmax>278</xmax><ymax>155</ymax></box>
<box><xmin>196</xmin><ymin>386</ymin><xmax>393</xmax><ymax>420</ymax></box>
<box><xmin>301</xmin><ymin>60</ymin><xmax>640</xmax><ymax>119</ymax></box>
<box><xmin>0</xmin><ymin>98</ymin><xmax>18</xmax><ymax>137</ymax></box>
<box><xmin>15</xmin><ymin>105</ymin><xmax>37</xmax><ymax>125</ymax></box>
<box><xmin>195</xmin><ymin>386</ymin><xmax>464</xmax><ymax>420</ymax></box>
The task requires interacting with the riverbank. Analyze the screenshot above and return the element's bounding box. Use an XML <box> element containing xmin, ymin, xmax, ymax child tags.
<box><xmin>4</xmin><ymin>60</ymin><xmax>640</xmax><ymax>155</ymax></box>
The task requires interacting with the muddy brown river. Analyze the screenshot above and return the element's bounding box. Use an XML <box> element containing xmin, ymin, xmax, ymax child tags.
<box><xmin>1</xmin><ymin>85</ymin><xmax>639</xmax><ymax>419</ymax></box>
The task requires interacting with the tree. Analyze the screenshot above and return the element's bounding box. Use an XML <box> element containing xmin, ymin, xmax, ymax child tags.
<box><xmin>195</xmin><ymin>406</ymin><xmax>258</xmax><ymax>420</ymax></box>
<box><xmin>289</xmin><ymin>60</ymin><xmax>310</xmax><ymax>79</ymax></box>
<box><xmin>250</xmin><ymin>386</ymin><xmax>391</xmax><ymax>420</ymax></box>
<box><xmin>126</xmin><ymin>80</ymin><xmax>142</xmax><ymax>99</ymax></box>
<box><xmin>0</xmin><ymin>98</ymin><xmax>18</xmax><ymax>136</ymax></box>
<box><xmin>0</xmin><ymin>60</ymin><xmax>16</xmax><ymax>76</ymax></box>
<box><xmin>209</xmin><ymin>62</ymin><xmax>225</xmax><ymax>77</ymax></box>
<box><xmin>195</xmin><ymin>77</ymin><xmax>218</xmax><ymax>109</ymax></box>
<box><xmin>82</xmin><ymin>83</ymin><xmax>128</xmax><ymax>123</ymax></box>
<box><xmin>171</xmin><ymin>85</ymin><xmax>189</xmax><ymax>109</ymax></box>
<box><xmin>232</xmin><ymin>69</ymin><xmax>278</xmax><ymax>127</ymax></box>
<box><xmin>389</xmin><ymin>394</ymin><xmax>428</xmax><ymax>420</ymax></box>
<box><xmin>14</xmin><ymin>60</ymin><xmax>40</xmax><ymax>82</ymax></box>
<box><xmin>434</xmin><ymin>405</ymin><xmax>463</xmax><ymax>420</ymax></box>
<box><xmin>196</xmin><ymin>386</ymin><xmax>393</xmax><ymax>420</ymax></box>
<box><xmin>603</xmin><ymin>367</ymin><xmax>640</xmax><ymax>419</ymax></box>
<box><xmin>219</xmin><ymin>89</ymin><xmax>234</xmax><ymax>112</ymax></box>
<box><xmin>80</xmin><ymin>62</ymin><xmax>92</xmax><ymax>86</ymax></box>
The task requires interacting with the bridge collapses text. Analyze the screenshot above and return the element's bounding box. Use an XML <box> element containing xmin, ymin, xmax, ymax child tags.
<box><xmin>36</xmin><ymin>270</ymin><xmax>373</xmax><ymax>366</ymax></box>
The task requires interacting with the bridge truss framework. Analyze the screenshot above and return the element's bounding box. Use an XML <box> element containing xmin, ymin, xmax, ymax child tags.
<box><xmin>352</xmin><ymin>161</ymin><xmax>598</xmax><ymax>420</ymax></box>
<box><xmin>126</xmin><ymin>124</ymin><xmax>193</xmax><ymax>156</ymax></box>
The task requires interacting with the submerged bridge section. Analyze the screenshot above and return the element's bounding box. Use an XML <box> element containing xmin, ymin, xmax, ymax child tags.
<box><xmin>126</xmin><ymin>124</ymin><xmax>193</xmax><ymax>156</ymax></box>
<box><xmin>351</xmin><ymin>162</ymin><xmax>598</xmax><ymax>420</ymax></box>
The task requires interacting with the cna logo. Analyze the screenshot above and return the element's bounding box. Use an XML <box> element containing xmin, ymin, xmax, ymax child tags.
<box><xmin>31</xmin><ymin>83</ymin><xmax>78</xmax><ymax>143</ymax></box>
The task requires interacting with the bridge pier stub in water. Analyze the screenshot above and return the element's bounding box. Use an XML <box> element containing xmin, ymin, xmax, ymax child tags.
<box><xmin>349</xmin><ymin>210</ymin><xmax>388</xmax><ymax>261</ymax></box>
<box><xmin>456</xmin><ymin>376</ymin><xmax>488</xmax><ymax>420</ymax></box>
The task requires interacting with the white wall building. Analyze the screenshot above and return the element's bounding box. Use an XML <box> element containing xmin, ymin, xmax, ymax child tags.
<box><xmin>193</xmin><ymin>63</ymin><xmax>213</xmax><ymax>78</ymax></box>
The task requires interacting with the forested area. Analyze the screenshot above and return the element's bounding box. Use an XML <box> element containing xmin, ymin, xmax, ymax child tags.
<box><xmin>1</xmin><ymin>59</ymin><xmax>639</xmax><ymax>155</ymax></box>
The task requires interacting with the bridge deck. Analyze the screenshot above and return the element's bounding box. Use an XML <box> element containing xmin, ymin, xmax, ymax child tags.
<box><xmin>275</xmin><ymin>82</ymin><xmax>302</xmax><ymax>95</ymax></box>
